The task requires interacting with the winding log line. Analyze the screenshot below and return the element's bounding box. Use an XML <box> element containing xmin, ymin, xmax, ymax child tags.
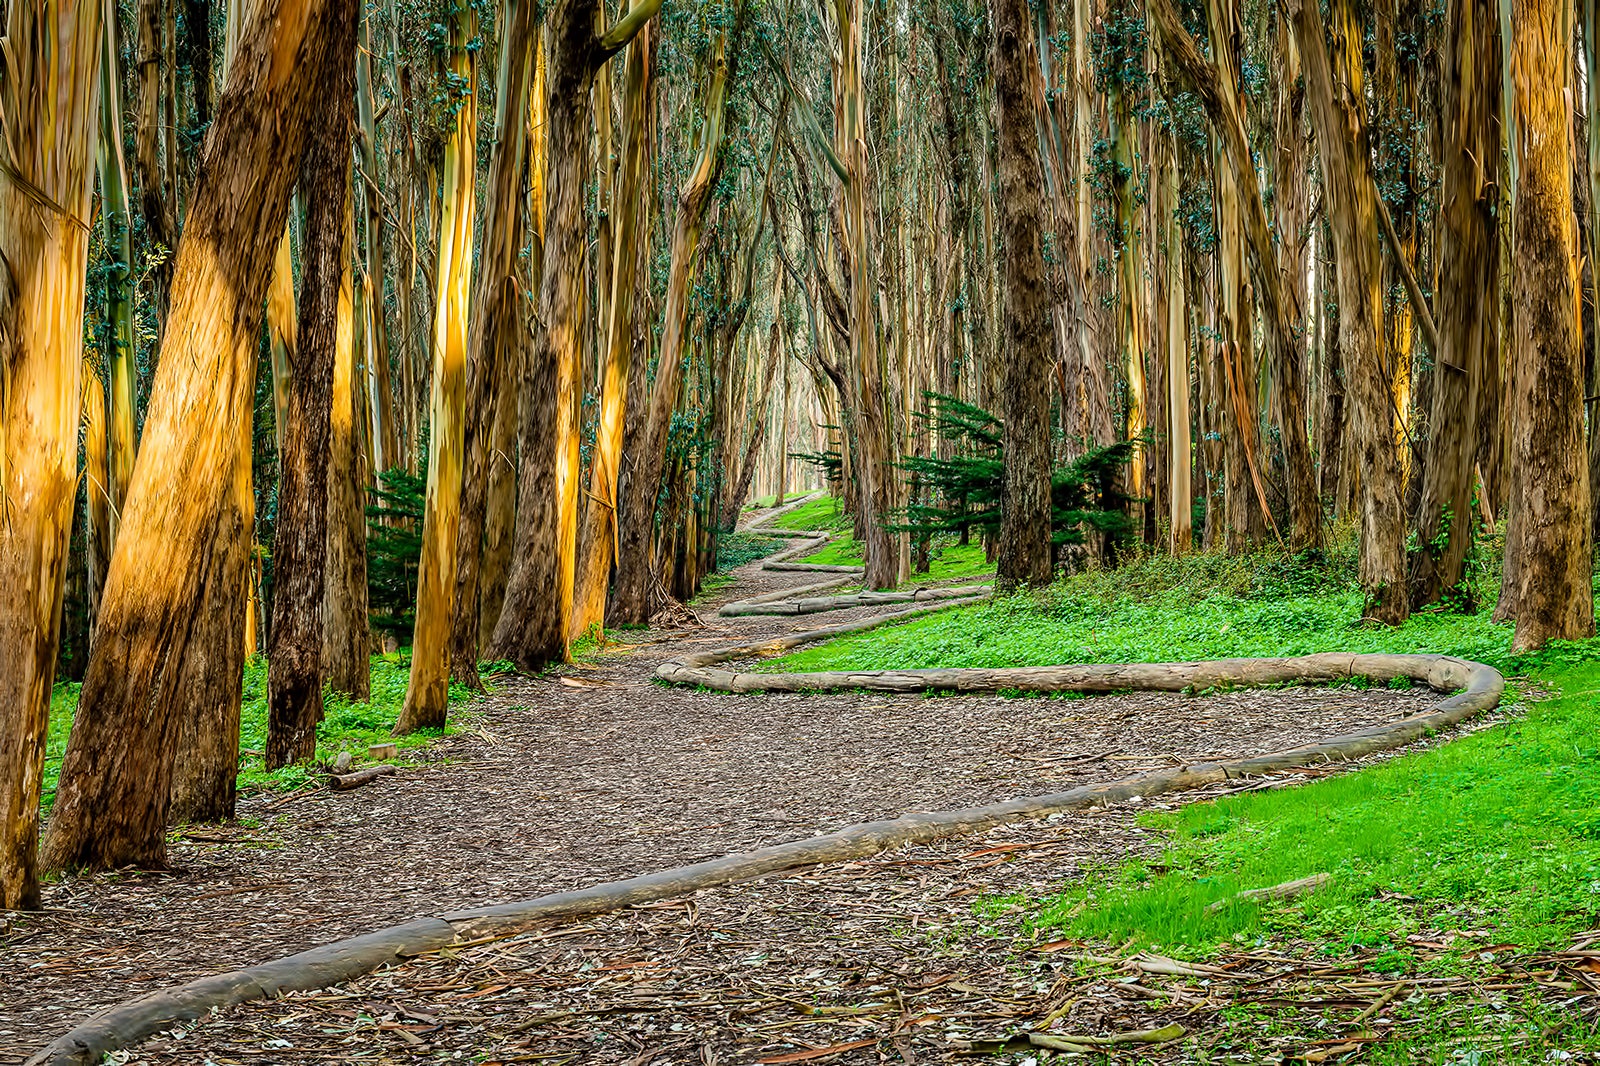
<box><xmin>30</xmin><ymin>542</ymin><xmax>1505</xmax><ymax>1064</ymax></box>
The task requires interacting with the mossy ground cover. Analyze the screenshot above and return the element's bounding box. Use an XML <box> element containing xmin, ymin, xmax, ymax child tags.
<box><xmin>763</xmin><ymin>537</ymin><xmax>1600</xmax><ymax>1055</ymax></box>
<box><xmin>797</xmin><ymin>527</ymin><xmax>996</xmax><ymax>582</ymax></box>
<box><xmin>770</xmin><ymin>494</ymin><xmax>854</xmax><ymax>532</ymax></box>
<box><xmin>46</xmin><ymin>653</ymin><xmax>475</xmax><ymax>812</ymax></box>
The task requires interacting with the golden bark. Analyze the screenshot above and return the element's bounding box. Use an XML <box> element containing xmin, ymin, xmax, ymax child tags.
<box><xmin>1497</xmin><ymin>0</ymin><xmax>1594</xmax><ymax>649</ymax></box>
<box><xmin>43</xmin><ymin>0</ymin><xmax>341</xmax><ymax>873</ymax></box>
<box><xmin>396</xmin><ymin>2</ymin><xmax>476</xmax><ymax>733</ymax></box>
<box><xmin>571</xmin><ymin>20</ymin><xmax>653</xmax><ymax>639</ymax></box>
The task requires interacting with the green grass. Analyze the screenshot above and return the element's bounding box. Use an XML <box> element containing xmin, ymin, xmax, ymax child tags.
<box><xmin>1036</xmin><ymin>643</ymin><xmax>1600</xmax><ymax>958</ymax></box>
<box><xmin>716</xmin><ymin>531</ymin><xmax>786</xmax><ymax>570</ymax></box>
<box><xmin>799</xmin><ymin>534</ymin><xmax>996</xmax><ymax>583</ymax></box>
<box><xmin>46</xmin><ymin>652</ymin><xmax>475</xmax><ymax>808</ymax></box>
<box><xmin>770</xmin><ymin>494</ymin><xmax>853</xmax><ymax>531</ymax></box>
<box><xmin>757</xmin><ymin>539</ymin><xmax>1600</xmax><ymax>967</ymax></box>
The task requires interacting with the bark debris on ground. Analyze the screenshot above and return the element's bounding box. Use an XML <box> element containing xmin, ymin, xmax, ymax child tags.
<box><xmin>0</xmin><ymin>502</ymin><xmax>1550</xmax><ymax>1062</ymax></box>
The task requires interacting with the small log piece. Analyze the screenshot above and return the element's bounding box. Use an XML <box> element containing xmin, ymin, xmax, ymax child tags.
<box><xmin>328</xmin><ymin>764</ymin><xmax>397</xmax><ymax>791</ymax></box>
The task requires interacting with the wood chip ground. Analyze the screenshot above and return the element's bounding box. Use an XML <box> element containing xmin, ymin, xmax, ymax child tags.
<box><xmin>1</xmin><ymin>505</ymin><xmax>1576</xmax><ymax>1063</ymax></box>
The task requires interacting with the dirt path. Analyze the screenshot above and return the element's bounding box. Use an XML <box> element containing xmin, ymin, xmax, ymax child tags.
<box><xmin>1</xmin><ymin>505</ymin><xmax>1451</xmax><ymax>1060</ymax></box>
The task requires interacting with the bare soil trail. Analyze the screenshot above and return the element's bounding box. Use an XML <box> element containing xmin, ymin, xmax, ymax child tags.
<box><xmin>2</xmin><ymin>500</ymin><xmax>1485</xmax><ymax>1062</ymax></box>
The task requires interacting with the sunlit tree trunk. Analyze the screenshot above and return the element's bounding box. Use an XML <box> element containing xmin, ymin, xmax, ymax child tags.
<box><xmin>1496</xmin><ymin>0</ymin><xmax>1594</xmax><ymax>649</ymax></box>
<box><xmin>572</xmin><ymin>20</ymin><xmax>653</xmax><ymax>638</ymax></box>
<box><xmin>99</xmin><ymin>0</ymin><xmax>138</xmax><ymax>557</ymax></box>
<box><xmin>606</xmin><ymin>5</ymin><xmax>719</xmax><ymax>626</ymax></box>
<box><xmin>1292</xmin><ymin>0</ymin><xmax>1408</xmax><ymax>623</ymax></box>
<box><xmin>395</xmin><ymin>0</ymin><xmax>477</xmax><ymax>734</ymax></box>
<box><xmin>324</xmin><ymin>194</ymin><xmax>370</xmax><ymax>698</ymax></box>
<box><xmin>266</xmin><ymin>24</ymin><xmax>356</xmax><ymax>767</ymax></box>
<box><xmin>266</xmin><ymin>227</ymin><xmax>297</xmax><ymax>452</ymax></box>
<box><xmin>1411</xmin><ymin>0</ymin><xmax>1499</xmax><ymax>608</ymax></box>
<box><xmin>43</xmin><ymin>0</ymin><xmax>341</xmax><ymax>874</ymax></box>
<box><xmin>356</xmin><ymin>6</ymin><xmax>397</xmax><ymax>477</ymax></box>
<box><xmin>449</xmin><ymin>0</ymin><xmax>534</xmax><ymax>689</ymax></box>
<box><xmin>0</xmin><ymin>0</ymin><xmax>101</xmax><ymax>910</ymax></box>
<box><xmin>992</xmin><ymin>0</ymin><xmax>1053</xmax><ymax>588</ymax></box>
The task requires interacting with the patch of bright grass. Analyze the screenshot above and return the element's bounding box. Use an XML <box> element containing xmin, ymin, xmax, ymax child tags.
<box><xmin>1033</xmin><ymin>645</ymin><xmax>1600</xmax><ymax>957</ymax></box>
<box><xmin>45</xmin><ymin>652</ymin><xmax>474</xmax><ymax>808</ymax></box>
<box><xmin>799</xmin><ymin>534</ymin><xmax>995</xmax><ymax>583</ymax></box>
<box><xmin>771</xmin><ymin>495</ymin><xmax>852</xmax><ymax>532</ymax></box>
<box><xmin>759</xmin><ymin>539</ymin><xmax>1600</xmax><ymax>963</ymax></box>
<box><xmin>769</xmin><ymin>583</ymin><xmax>1512</xmax><ymax>674</ymax></box>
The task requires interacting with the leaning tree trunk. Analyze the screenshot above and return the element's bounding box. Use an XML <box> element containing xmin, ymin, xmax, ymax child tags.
<box><xmin>396</xmin><ymin>1</ymin><xmax>477</xmax><ymax>734</ymax></box>
<box><xmin>1496</xmin><ymin>0</ymin><xmax>1595</xmax><ymax>650</ymax></box>
<box><xmin>0</xmin><ymin>0</ymin><xmax>102</xmax><ymax>909</ymax></box>
<box><xmin>992</xmin><ymin>0</ymin><xmax>1054</xmax><ymax>589</ymax></box>
<box><xmin>1410</xmin><ymin>0</ymin><xmax>1499</xmax><ymax>609</ymax></box>
<box><xmin>1292</xmin><ymin>0</ymin><xmax>1409</xmax><ymax>624</ymax></box>
<box><xmin>42</xmin><ymin>0</ymin><xmax>341</xmax><ymax>874</ymax></box>
<box><xmin>266</xmin><ymin>24</ymin><xmax>357</xmax><ymax>768</ymax></box>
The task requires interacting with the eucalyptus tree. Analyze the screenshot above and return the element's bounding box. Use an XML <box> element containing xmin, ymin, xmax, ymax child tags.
<box><xmin>396</xmin><ymin>0</ymin><xmax>479</xmax><ymax>733</ymax></box>
<box><xmin>1496</xmin><ymin>0</ymin><xmax>1594</xmax><ymax>650</ymax></box>
<box><xmin>991</xmin><ymin>0</ymin><xmax>1054</xmax><ymax>587</ymax></box>
<box><xmin>0</xmin><ymin>0</ymin><xmax>104</xmax><ymax>910</ymax></box>
<box><xmin>488</xmin><ymin>0</ymin><xmax>662</xmax><ymax>666</ymax></box>
<box><xmin>43</xmin><ymin>0</ymin><xmax>352</xmax><ymax>873</ymax></box>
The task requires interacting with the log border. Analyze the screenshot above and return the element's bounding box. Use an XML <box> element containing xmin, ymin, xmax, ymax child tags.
<box><xmin>30</xmin><ymin>610</ymin><xmax>1505</xmax><ymax>1065</ymax></box>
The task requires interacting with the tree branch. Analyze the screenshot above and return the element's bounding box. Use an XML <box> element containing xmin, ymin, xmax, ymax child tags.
<box><xmin>596</xmin><ymin>0</ymin><xmax>662</xmax><ymax>59</ymax></box>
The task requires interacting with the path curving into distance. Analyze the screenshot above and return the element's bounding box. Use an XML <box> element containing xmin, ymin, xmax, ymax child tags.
<box><xmin>27</xmin><ymin>500</ymin><xmax>1504</xmax><ymax>1066</ymax></box>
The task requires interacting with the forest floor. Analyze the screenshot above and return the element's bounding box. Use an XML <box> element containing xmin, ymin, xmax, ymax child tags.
<box><xmin>4</xmin><ymin>502</ymin><xmax>1592</xmax><ymax>1064</ymax></box>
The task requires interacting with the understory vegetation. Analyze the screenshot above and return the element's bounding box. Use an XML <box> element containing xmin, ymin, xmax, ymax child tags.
<box><xmin>45</xmin><ymin>657</ymin><xmax>472</xmax><ymax>814</ymax></box>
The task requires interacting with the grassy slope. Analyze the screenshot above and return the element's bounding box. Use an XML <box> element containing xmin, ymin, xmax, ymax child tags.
<box><xmin>766</xmin><ymin>545</ymin><xmax>1600</xmax><ymax>963</ymax></box>
<box><xmin>771</xmin><ymin>495</ymin><xmax>854</xmax><ymax>532</ymax></box>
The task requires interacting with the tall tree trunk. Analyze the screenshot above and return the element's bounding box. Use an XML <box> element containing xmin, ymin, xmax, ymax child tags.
<box><xmin>100</xmin><ymin>0</ymin><xmax>139</xmax><ymax>558</ymax></box>
<box><xmin>324</xmin><ymin>195</ymin><xmax>371</xmax><ymax>698</ymax></box>
<box><xmin>356</xmin><ymin>6</ymin><xmax>397</xmax><ymax>478</ymax></box>
<box><xmin>1410</xmin><ymin>0</ymin><xmax>1500</xmax><ymax>608</ymax></box>
<box><xmin>608</xmin><ymin>16</ymin><xmax>726</xmax><ymax>625</ymax></box>
<box><xmin>489</xmin><ymin>0</ymin><xmax>661</xmax><ymax>661</ymax></box>
<box><xmin>449</xmin><ymin>0</ymin><xmax>534</xmax><ymax>690</ymax></box>
<box><xmin>571</xmin><ymin>19</ymin><xmax>653</xmax><ymax>638</ymax></box>
<box><xmin>833</xmin><ymin>0</ymin><xmax>901</xmax><ymax>589</ymax></box>
<box><xmin>1160</xmin><ymin>134</ymin><xmax>1192</xmax><ymax>554</ymax></box>
<box><xmin>1292</xmin><ymin>0</ymin><xmax>1409</xmax><ymax>623</ymax></box>
<box><xmin>1497</xmin><ymin>0</ymin><xmax>1595</xmax><ymax>649</ymax></box>
<box><xmin>266</xmin><ymin>26</ymin><xmax>356</xmax><ymax>768</ymax></box>
<box><xmin>136</xmin><ymin>0</ymin><xmax>175</xmax><ymax>326</ymax></box>
<box><xmin>396</xmin><ymin>0</ymin><xmax>477</xmax><ymax>734</ymax></box>
<box><xmin>992</xmin><ymin>0</ymin><xmax>1053</xmax><ymax>588</ymax></box>
<box><xmin>42</xmin><ymin>0</ymin><xmax>342</xmax><ymax>874</ymax></box>
<box><xmin>0</xmin><ymin>0</ymin><xmax>103</xmax><ymax>907</ymax></box>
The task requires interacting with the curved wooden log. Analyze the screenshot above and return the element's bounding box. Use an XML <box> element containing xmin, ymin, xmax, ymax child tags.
<box><xmin>31</xmin><ymin>605</ymin><xmax>1504</xmax><ymax>1064</ymax></box>
<box><xmin>720</xmin><ymin>582</ymin><xmax>994</xmax><ymax>617</ymax></box>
